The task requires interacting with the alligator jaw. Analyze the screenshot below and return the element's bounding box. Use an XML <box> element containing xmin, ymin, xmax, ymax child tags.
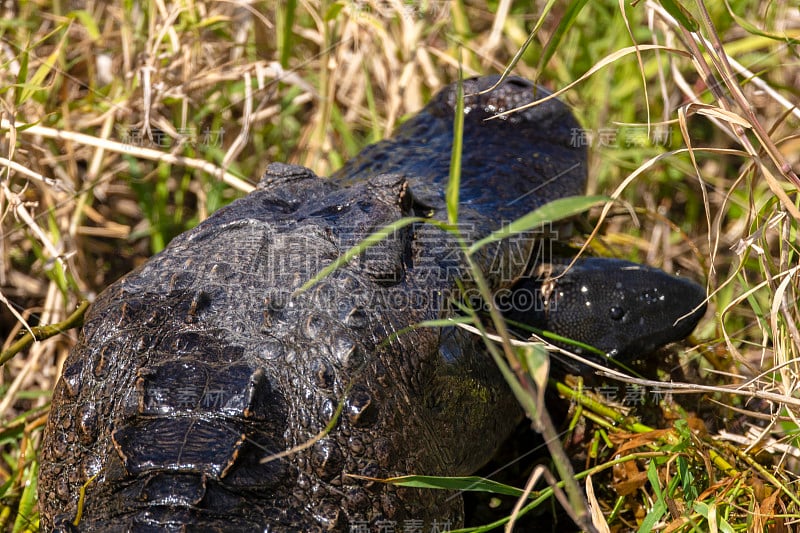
<box><xmin>505</xmin><ymin>258</ymin><xmax>707</xmax><ymax>363</ymax></box>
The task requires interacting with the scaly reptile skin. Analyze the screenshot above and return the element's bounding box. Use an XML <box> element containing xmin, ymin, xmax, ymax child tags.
<box><xmin>39</xmin><ymin>76</ymin><xmax>705</xmax><ymax>531</ymax></box>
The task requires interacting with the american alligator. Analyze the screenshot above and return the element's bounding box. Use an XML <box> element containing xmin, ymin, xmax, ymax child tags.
<box><xmin>39</xmin><ymin>76</ymin><xmax>707</xmax><ymax>531</ymax></box>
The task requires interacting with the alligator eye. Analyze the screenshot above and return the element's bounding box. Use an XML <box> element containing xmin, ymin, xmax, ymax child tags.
<box><xmin>609</xmin><ymin>306</ymin><xmax>625</xmax><ymax>320</ymax></box>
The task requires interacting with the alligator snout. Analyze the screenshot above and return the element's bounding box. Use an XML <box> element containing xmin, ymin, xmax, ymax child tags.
<box><xmin>505</xmin><ymin>258</ymin><xmax>707</xmax><ymax>362</ymax></box>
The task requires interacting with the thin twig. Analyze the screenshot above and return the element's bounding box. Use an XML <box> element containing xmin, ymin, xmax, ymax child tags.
<box><xmin>0</xmin><ymin>300</ymin><xmax>89</xmax><ymax>366</ymax></box>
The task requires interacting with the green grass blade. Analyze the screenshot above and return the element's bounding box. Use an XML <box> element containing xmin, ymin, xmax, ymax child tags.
<box><xmin>508</xmin><ymin>319</ymin><xmax>606</xmax><ymax>358</ymax></box>
<box><xmin>659</xmin><ymin>0</ymin><xmax>699</xmax><ymax>32</ymax></box>
<box><xmin>486</xmin><ymin>0</ymin><xmax>558</xmax><ymax>91</ymax></box>
<box><xmin>724</xmin><ymin>0</ymin><xmax>799</xmax><ymax>45</ymax></box>
<box><xmin>446</xmin><ymin>67</ymin><xmax>464</xmax><ymax>225</ymax></box>
<box><xmin>537</xmin><ymin>0</ymin><xmax>590</xmax><ymax>73</ymax></box>
<box><xmin>693</xmin><ymin>501</ymin><xmax>735</xmax><ymax>533</ymax></box>
<box><xmin>457</xmin><ymin>279</ymin><xmax>544</xmax><ymax>427</ymax></box>
<box><xmin>366</xmin><ymin>474</ymin><xmax>528</xmax><ymax>498</ymax></box>
<box><xmin>11</xmin><ymin>459</ymin><xmax>37</xmax><ymax>533</ymax></box>
<box><xmin>67</xmin><ymin>10</ymin><xmax>101</xmax><ymax>41</ymax></box>
<box><xmin>278</xmin><ymin>0</ymin><xmax>297</xmax><ymax>68</ymax></box>
<box><xmin>19</xmin><ymin>24</ymin><xmax>68</xmax><ymax>103</ymax></box>
<box><xmin>468</xmin><ymin>195</ymin><xmax>608</xmax><ymax>255</ymax></box>
<box><xmin>296</xmin><ymin>217</ymin><xmax>425</xmax><ymax>293</ymax></box>
<box><xmin>518</xmin><ymin>342</ymin><xmax>549</xmax><ymax>390</ymax></box>
<box><xmin>638</xmin><ymin>460</ymin><xmax>667</xmax><ymax>533</ymax></box>
<box><xmin>362</xmin><ymin>65</ymin><xmax>382</xmax><ymax>144</ymax></box>
<box><xmin>378</xmin><ymin>316</ymin><xmax>475</xmax><ymax>349</ymax></box>
<box><xmin>15</xmin><ymin>43</ymin><xmax>28</xmax><ymax>99</ymax></box>
<box><xmin>327</xmin><ymin>105</ymin><xmax>354</xmax><ymax>169</ymax></box>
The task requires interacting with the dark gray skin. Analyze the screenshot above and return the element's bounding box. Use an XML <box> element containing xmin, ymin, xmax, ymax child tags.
<box><xmin>39</xmin><ymin>76</ymin><xmax>706</xmax><ymax>531</ymax></box>
<box><xmin>504</xmin><ymin>258</ymin><xmax>707</xmax><ymax>367</ymax></box>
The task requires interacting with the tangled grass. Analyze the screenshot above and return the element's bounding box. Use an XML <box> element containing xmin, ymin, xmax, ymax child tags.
<box><xmin>0</xmin><ymin>1</ymin><xmax>798</xmax><ymax>531</ymax></box>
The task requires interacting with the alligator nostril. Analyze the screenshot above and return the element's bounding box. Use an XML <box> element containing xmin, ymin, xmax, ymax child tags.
<box><xmin>609</xmin><ymin>306</ymin><xmax>625</xmax><ymax>321</ymax></box>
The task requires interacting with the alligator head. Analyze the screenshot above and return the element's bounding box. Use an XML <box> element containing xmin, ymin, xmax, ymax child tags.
<box><xmin>504</xmin><ymin>258</ymin><xmax>707</xmax><ymax>366</ymax></box>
